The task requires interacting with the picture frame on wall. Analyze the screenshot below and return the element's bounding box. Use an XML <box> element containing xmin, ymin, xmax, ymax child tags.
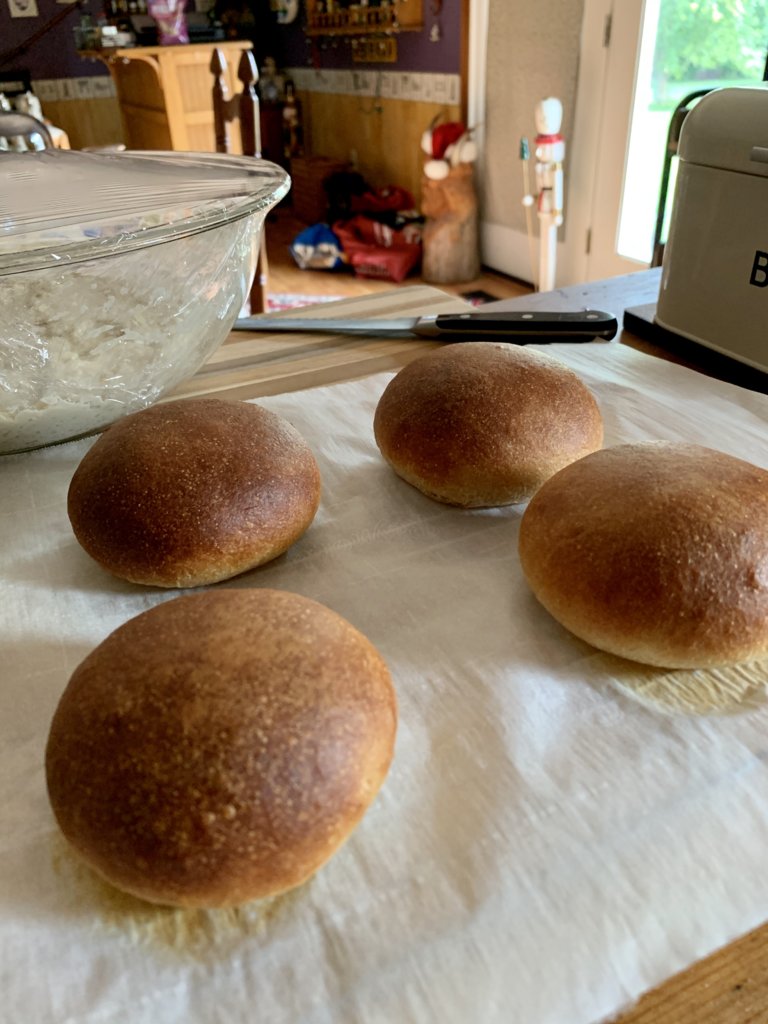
<box><xmin>7</xmin><ymin>0</ymin><xmax>39</xmax><ymax>17</ymax></box>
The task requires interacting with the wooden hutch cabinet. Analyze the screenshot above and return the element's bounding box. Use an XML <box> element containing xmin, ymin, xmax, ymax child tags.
<box><xmin>88</xmin><ymin>40</ymin><xmax>253</xmax><ymax>153</ymax></box>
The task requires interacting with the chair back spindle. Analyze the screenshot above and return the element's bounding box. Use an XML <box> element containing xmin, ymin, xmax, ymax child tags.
<box><xmin>210</xmin><ymin>47</ymin><xmax>269</xmax><ymax>314</ymax></box>
<box><xmin>211</xmin><ymin>49</ymin><xmax>261</xmax><ymax>157</ymax></box>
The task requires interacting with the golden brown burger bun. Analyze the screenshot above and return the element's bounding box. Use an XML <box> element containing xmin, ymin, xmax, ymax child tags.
<box><xmin>518</xmin><ymin>441</ymin><xmax>768</xmax><ymax>669</ymax></box>
<box><xmin>45</xmin><ymin>589</ymin><xmax>397</xmax><ymax>908</ymax></box>
<box><xmin>67</xmin><ymin>398</ymin><xmax>321</xmax><ymax>588</ymax></box>
<box><xmin>373</xmin><ymin>342</ymin><xmax>603</xmax><ymax>507</ymax></box>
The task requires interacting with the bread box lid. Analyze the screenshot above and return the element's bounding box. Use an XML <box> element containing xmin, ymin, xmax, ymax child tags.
<box><xmin>678</xmin><ymin>84</ymin><xmax>768</xmax><ymax>177</ymax></box>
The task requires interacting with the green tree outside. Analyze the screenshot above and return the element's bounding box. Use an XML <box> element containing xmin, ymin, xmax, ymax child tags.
<box><xmin>652</xmin><ymin>0</ymin><xmax>768</xmax><ymax>107</ymax></box>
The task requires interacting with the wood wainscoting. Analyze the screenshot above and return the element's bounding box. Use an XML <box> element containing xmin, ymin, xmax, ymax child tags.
<box><xmin>35</xmin><ymin>60</ymin><xmax>461</xmax><ymax>211</ymax></box>
<box><xmin>36</xmin><ymin>95</ymin><xmax>124</xmax><ymax>151</ymax></box>
<box><xmin>296</xmin><ymin>89</ymin><xmax>461</xmax><ymax>206</ymax></box>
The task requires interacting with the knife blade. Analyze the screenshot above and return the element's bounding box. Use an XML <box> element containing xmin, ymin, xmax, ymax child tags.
<box><xmin>232</xmin><ymin>309</ymin><xmax>619</xmax><ymax>343</ymax></box>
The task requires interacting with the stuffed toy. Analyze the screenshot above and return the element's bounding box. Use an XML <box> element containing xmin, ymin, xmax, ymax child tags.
<box><xmin>420</xmin><ymin>119</ymin><xmax>478</xmax><ymax>180</ymax></box>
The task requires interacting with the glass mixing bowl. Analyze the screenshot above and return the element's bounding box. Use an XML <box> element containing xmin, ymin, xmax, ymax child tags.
<box><xmin>0</xmin><ymin>149</ymin><xmax>290</xmax><ymax>454</ymax></box>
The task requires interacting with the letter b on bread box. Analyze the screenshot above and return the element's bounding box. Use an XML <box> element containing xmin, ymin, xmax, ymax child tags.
<box><xmin>749</xmin><ymin>250</ymin><xmax>768</xmax><ymax>287</ymax></box>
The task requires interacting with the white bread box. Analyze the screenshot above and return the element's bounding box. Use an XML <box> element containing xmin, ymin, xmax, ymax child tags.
<box><xmin>656</xmin><ymin>84</ymin><xmax>768</xmax><ymax>372</ymax></box>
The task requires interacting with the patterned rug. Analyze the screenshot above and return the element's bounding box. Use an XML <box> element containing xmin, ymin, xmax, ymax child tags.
<box><xmin>267</xmin><ymin>290</ymin><xmax>500</xmax><ymax>311</ymax></box>
<box><xmin>267</xmin><ymin>293</ymin><xmax>346</xmax><ymax>311</ymax></box>
<box><xmin>460</xmin><ymin>289</ymin><xmax>501</xmax><ymax>306</ymax></box>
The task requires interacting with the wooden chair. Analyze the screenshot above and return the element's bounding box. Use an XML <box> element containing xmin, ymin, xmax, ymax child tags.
<box><xmin>211</xmin><ymin>46</ymin><xmax>269</xmax><ymax>315</ymax></box>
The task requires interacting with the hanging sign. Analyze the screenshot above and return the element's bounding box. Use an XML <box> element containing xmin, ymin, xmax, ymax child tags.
<box><xmin>7</xmin><ymin>0</ymin><xmax>39</xmax><ymax>16</ymax></box>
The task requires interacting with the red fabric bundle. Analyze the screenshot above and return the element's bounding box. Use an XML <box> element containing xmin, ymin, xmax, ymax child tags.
<box><xmin>350</xmin><ymin>185</ymin><xmax>416</xmax><ymax>215</ymax></box>
<box><xmin>333</xmin><ymin>215</ymin><xmax>422</xmax><ymax>283</ymax></box>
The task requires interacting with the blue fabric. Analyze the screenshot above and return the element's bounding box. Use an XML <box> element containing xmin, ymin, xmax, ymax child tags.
<box><xmin>290</xmin><ymin>223</ymin><xmax>345</xmax><ymax>271</ymax></box>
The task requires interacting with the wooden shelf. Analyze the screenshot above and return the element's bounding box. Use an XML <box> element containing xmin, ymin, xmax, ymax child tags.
<box><xmin>305</xmin><ymin>0</ymin><xmax>422</xmax><ymax>36</ymax></box>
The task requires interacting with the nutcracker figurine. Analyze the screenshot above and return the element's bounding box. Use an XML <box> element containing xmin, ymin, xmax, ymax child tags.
<box><xmin>522</xmin><ymin>97</ymin><xmax>565</xmax><ymax>292</ymax></box>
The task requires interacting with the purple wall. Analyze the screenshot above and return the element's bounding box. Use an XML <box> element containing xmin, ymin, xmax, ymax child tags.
<box><xmin>0</xmin><ymin>0</ymin><xmax>461</xmax><ymax>83</ymax></box>
<box><xmin>0</xmin><ymin>0</ymin><xmax>108</xmax><ymax>80</ymax></box>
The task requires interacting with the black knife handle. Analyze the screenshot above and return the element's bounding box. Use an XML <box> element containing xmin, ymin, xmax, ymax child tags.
<box><xmin>415</xmin><ymin>310</ymin><xmax>619</xmax><ymax>343</ymax></box>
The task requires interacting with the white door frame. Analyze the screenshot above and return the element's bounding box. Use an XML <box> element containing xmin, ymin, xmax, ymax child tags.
<box><xmin>556</xmin><ymin>0</ymin><xmax>617</xmax><ymax>285</ymax></box>
<box><xmin>466</xmin><ymin>0</ymin><xmax>536</xmax><ymax>283</ymax></box>
<box><xmin>466</xmin><ymin>0</ymin><xmax>529</xmax><ymax>283</ymax></box>
<box><xmin>467</xmin><ymin>0</ymin><xmax>640</xmax><ymax>287</ymax></box>
<box><xmin>581</xmin><ymin>0</ymin><xmax>654</xmax><ymax>280</ymax></box>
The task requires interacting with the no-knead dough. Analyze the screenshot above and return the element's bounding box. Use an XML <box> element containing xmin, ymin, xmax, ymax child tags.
<box><xmin>373</xmin><ymin>342</ymin><xmax>603</xmax><ymax>507</ymax></box>
<box><xmin>45</xmin><ymin>589</ymin><xmax>397</xmax><ymax>908</ymax></box>
<box><xmin>518</xmin><ymin>441</ymin><xmax>768</xmax><ymax>669</ymax></box>
<box><xmin>68</xmin><ymin>397</ymin><xmax>321</xmax><ymax>587</ymax></box>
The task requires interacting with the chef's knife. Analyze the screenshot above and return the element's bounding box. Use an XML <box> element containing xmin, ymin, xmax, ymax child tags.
<box><xmin>233</xmin><ymin>309</ymin><xmax>619</xmax><ymax>343</ymax></box>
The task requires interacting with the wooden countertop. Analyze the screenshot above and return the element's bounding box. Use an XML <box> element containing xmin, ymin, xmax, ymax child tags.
<box><xmin>181</xmin><ymin>270</ymin><xmax>768</xmax><ymax>1022</ymax></box>
<box><xmin>180</xmin><ymin>267</ymin><xmax>767</xmax><ymax>407</ymax></box>
<box><xmin>177</xmin><ymin>275</ymin><xmax>674</xmax><ymax>406</ymax></box>
<box><xmin>171</xmin><ymin>285</ymin><xmax>472</xmax><ymax>404</ymax></box>
<box><xmin>483</xmin><ymin>265</ymin><xmax>768</xmax><ymax>395</ymax></box>
<box><xmin>79</xmin><ymin>40</ymin><xmax>251</xmax><ymax>61</ymax></box>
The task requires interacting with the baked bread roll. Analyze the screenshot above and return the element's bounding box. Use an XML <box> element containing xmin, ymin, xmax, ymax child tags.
<box><xmin>518</xmin><ymin>441</ymin><xmax>768</xmax><ymax>668</ymax></box>
<box><xmin>373</xmin><ymin>342</ymin><xmax>603</xmax><ymax>507</ymax></box>
<box><xmin>67</xmin><ymin>397</ymin><xmax>321</xmax><ymax>588</ymax></box>
<box><xmin>45</xmin><ymin>589</ymin><xmax>397</xmax><ymax>908</ymax></box>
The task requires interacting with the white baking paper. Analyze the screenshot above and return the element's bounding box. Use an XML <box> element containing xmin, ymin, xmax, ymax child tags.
<box><xmin>1</xmin><ymin>341</ymin><xmax>768</xmax><ymax>1024</ymax></box>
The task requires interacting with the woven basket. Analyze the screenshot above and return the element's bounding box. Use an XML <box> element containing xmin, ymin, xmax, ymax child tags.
<box><xmin>290</xmin><ymin>155</ymin><xmax>349</xmax><ymax>224</ymax></box>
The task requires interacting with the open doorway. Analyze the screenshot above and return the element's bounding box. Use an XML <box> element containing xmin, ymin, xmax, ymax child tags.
<box><xmin>469</xmin><ymin>0</ymin><xmax>768</xmax><ymax>287</ymax></box>
<box><xmin>579</xmin><ymin>0</ymin><xmax>768</xmax><ymax>281</ymax></box>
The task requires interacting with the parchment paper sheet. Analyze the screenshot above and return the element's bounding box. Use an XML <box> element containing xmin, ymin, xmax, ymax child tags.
<box><xmin>2</xmin><ymin>341</ymin><xmax>768</xmax><ymax>1024</ymax></box>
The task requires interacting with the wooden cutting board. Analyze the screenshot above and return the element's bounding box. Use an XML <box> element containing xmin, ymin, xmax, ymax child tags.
<box><xmin>168</xmin><ymin>285</ymin><xmax>473</xmax><ymax>403</ymax></box>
